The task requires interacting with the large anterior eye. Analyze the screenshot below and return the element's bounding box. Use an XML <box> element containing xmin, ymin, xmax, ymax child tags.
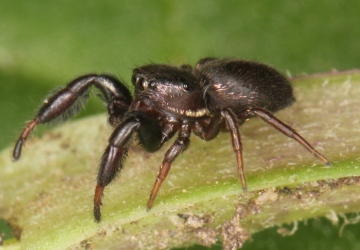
<box><xmin>182</xmin><ymin>82</ymin><xmax>190</xmax><ymax>91</ymax></box>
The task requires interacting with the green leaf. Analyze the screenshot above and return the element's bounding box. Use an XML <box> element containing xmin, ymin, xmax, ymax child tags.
<box><xmin>0</xmin><ymin>71</ymin><xmax>360</xmax><ymax>249</ymax></box>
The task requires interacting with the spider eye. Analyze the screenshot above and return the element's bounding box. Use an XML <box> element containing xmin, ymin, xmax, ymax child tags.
<box><xmin>149</xmin><ymin>81</ymin><xmax>157</xmax><ymax>89</ymax></box>
<box><xmin>131</xmin><ymin>75</ymin><xmax>136</xmax><ymax>84</ymax></box>
<box><xmin>132</xmin><ymin>75</ymin><xmax>140</xmax><ymax>85</ymax></box>
<box><xmin>182</xmin><ymin>82</ymin><xmax>190</xmax><ymax>91</ymax></box>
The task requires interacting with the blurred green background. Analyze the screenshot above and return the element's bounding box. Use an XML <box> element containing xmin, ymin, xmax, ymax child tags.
<box><xmin>0</xmin><ymin>1</ymin><xmax>359</xmax><ymax>249</ymax></box>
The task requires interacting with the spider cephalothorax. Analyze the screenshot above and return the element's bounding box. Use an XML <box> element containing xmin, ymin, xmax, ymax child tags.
<box><xmin>131</xmin><ymin>64</ymin><xmax>207</xmax><ymax>119</ymax></box>
<box><xmin>13</xmin><ymin>58</ymin><xmax>330</xmax><ymax>222</ymax></box>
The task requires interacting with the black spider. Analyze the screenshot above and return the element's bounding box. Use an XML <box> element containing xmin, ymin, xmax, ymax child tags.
<box><xmin>13</xmin><ymin>58</ymin><xmax>330</xmax><ymax>222</ymax></box>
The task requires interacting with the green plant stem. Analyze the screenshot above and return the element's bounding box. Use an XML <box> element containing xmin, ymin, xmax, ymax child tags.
<box><xmin>0</xmin><ymin>71</ymin><xmax>360</xmax><ymax>249</ymax></box>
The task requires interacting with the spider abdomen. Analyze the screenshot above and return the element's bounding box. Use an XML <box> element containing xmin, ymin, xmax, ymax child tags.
<box><xmin>197</xmin><ymin>58</ymin><xmax>295</xmax><ymax>118</ymax></box>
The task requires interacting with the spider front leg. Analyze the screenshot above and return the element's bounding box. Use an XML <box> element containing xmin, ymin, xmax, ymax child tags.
<box><xmin>94</xmin><ymin>118</ymin><xmax>138</xmax><ymax>222</ymax></box>
<box><xmin>13</xmin><ymin>74</ymin><xmax>132</xmax><ymax>160</ymax></box>
<box><xmin>94</xmin><ymin>113</ymin><xmax>162</xmax><ymax>222</ymax></box>
<box><xmin>147</xmin><ymin>123</ymin><xmax>191</xmax><ymax>210</ymax></box>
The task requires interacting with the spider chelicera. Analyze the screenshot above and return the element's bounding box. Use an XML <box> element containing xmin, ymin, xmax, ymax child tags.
<box><xmin>13</xmin><ymin>58</ymin><xmax>330</xmax><ymax>222</ymax></box>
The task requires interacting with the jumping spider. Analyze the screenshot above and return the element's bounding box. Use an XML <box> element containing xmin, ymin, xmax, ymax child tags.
<box><xmin>13</xmin><ymin>58</ymin><xmax>330</xmax><ymax>222</ymax></box>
